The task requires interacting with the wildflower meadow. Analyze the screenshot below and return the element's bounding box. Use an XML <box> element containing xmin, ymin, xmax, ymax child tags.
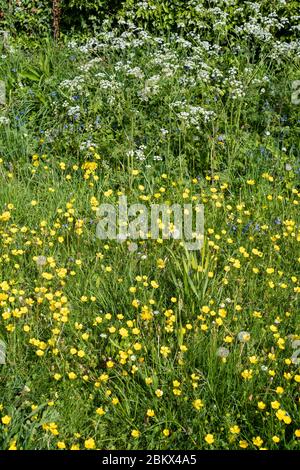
<box><xmin>0</xmin><ymin>0</ymin><xmax>299</xmax><ymax>452</ymax></box>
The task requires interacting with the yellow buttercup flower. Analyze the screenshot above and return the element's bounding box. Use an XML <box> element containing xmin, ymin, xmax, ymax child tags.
<box><xmin>1</xmin><ymin>415</ymin><xmax>11</xmax><ymax>425</ymax></box>
<box><xmin>84</xmin><ymin>438</ymin><xmax>96</xmax><ymax>449</ymax></box>
<box><xmin>204</xmin><ymin>434</ymin><xmax>214</xmax><ymax>445</ymax></box>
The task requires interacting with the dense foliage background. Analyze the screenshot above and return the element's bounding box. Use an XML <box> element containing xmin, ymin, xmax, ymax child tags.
<box><xmin>0</xmin><ymin>0</ymin><xmax>299</xmax><ymax>452</ymax></box>
<box><xmin>0</xmin><ymin>0</ymin><xmax>299</xmax><ymax>38</ymax></box>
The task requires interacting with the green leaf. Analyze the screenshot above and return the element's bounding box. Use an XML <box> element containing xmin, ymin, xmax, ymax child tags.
<box><xmin>19</xmin><ymin>69</ymin><xmax>41</xmax><ymax>82</ymax></box>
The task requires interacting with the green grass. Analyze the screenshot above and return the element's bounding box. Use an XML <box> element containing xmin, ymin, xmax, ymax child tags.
<box><xmin>0</xmin><ymin>20</ymin><xmax>299</xmax><ymax>450</ymax></box>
